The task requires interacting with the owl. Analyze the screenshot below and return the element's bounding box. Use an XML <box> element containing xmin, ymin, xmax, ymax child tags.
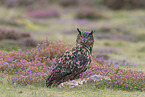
<box><xmin>46</xmin><ymin>28</ymin><xmax>94</xmax><ymax>87</ymax></box>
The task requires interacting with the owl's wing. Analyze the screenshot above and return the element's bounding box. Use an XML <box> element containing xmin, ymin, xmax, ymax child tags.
<box><xmin>46</xmin><ymin>50</ymin><xmax>90</xmax><ymax>86</ymax></box>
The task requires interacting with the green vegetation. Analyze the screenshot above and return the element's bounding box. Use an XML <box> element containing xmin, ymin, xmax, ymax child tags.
<box><xmin>0</xmin><ymin>1</ymin><xmax>145</xmax><ymax>96</ymax></box>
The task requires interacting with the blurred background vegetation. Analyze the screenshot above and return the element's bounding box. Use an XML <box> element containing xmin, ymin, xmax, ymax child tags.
<box><xmin>0</xmin><ymin>0</ymin><xmax>145</xmax><ymax>71</ymax></box>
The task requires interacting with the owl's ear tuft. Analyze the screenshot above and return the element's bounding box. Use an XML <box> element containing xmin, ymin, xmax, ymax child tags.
<box><xmin>77</xmin><ymin>28</ymin><xmax>81</xmax><ymax>35</ymax></box>
<box><xmin>89</xmin><ymin>30</ymin><xmax>94</xmax><ymax>35</ymax></box>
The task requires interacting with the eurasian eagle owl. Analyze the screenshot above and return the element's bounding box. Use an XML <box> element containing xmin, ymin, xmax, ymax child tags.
<box><xmin>46</xmin><ymin>28</ymin><xmax>94</xmax><ymax>87</ymax></box>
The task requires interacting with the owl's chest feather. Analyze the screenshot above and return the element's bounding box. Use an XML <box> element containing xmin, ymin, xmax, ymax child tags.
<box><xmin>57</xmin><ymin>46</ymin><xmax>91</xmax><ymax>68</ymax></box>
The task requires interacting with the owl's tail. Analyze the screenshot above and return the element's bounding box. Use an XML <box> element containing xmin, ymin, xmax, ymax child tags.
<box><xmin>46</xmin><ymin>74</ymin><xmax>54</xmax><ymax>87</ymax></box>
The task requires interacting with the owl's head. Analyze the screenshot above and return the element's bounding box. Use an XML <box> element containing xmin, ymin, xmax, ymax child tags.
<box><xmin>76</xmin><ymin>28</ymin><xmax>94</xmax><ymax>48</ymax></box>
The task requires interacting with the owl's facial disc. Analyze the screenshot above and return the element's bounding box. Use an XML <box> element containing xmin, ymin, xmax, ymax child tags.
<box><xmin>80</xmin><ymin>35</ymin><xmax>89</xmax><ymax>43</ymax></box>
<box><xmin>77</xmin><ymin>28</ymin><xmax>94</xmax><ymax>46</ymax></box>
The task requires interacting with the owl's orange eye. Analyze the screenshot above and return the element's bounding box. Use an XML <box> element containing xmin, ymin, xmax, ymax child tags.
<box><xmin>87</xmin><ymin>36</ymin><xmax>90</xmax><ymax>39</ymax></box>
<box><xmin>80</xmin><ymin>36</ymin><xmax>83</xmax><ymax>38</ymax></box>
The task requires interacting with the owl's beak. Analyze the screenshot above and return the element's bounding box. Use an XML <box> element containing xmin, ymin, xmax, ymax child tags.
<box><xmin>82</xmin><ymin>38</ymin><xmax>87</xmax><ymax>43</ymax></box>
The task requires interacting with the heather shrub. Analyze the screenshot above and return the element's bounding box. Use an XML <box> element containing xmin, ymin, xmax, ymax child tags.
<box><xmin>104</xmin><ymin>0</ymin><xmax>125</xmax><ymax>9</ymax></box>
<box><xmin>0</xmin><ymin>32</ymin><xmax>5</xmax><ymax>40</ymax></box>
<box><xmin>0</xmin><ymin>0</ymin><xmax>4</xmax><ymax>4</ymax></box>
<box><xmin>94</xmin><ymin>48</ymin><xmax>120</xmax><ymax>54</ymax></box>
<box><xmin>130</xmin><ymin>0</ymin><xmax>145</xmax><ymax>7</ymax></box>
<box><xmin>3</xmin><ymin>0</ymin><xmax>40</xmax><ymax>7</ymax></box>
<box><xmin>0</xmin><ymin>39</ymin><xmax>71</xmax><ymax>85</ymax></box>
<box><xmin>18</xmin><ymin>37</ymin><xmax>37</xmax><ymax>47</ymax></box>
<box><xmin>84</xmin><ymin>58</ymin><xmax>145</xmax><ymax>91</ymax></box>
<box><xmin>0</xmin><ymin>19</ymin><xmax>24</xmax><ymax>26</ymax></box>
<box><xmin>95</xmin><ymin>54</ymin><xmax>110</xmax><ymax>60</ymax></box>
<box><xmin>0</xmin><ymin>39</ymin><xmax>144</xmax><ymax>91</ymax></box>
<box><xmin>95</xmin><ymin>33</ymin><xmax>138</xmax><ymax>42</ymax></box>
<box><xmin>20</xmin><ymin>32</ymin><xmax>31</xmax><ymax>38</ymax></box>
<box><xmin>4</xmin><ymin>0</ymin><xmax>19</xmax><ymax>7</ymax></box>
<box><xmin>0</xmin><ymin>26</ymin><xmax>36</xmax><ymax>48</ymax></box>
<box><xmin>5</xmin><ymin>30</ymin><xmax>21</xmax><ymax>40</ymax></box>
<box><xmin>99</xmin><ymin>24</ymin><xmax>112</xmax><ymax>32</ymax></box>
<box><xmin>26</xmin><ymin>8</ymin><xmax>60</xmax><ymax>19</ymax></box>
<box><xmin>78</xmin><ymin>0</ymin><xmax>101</xmax><ymax>6</ymax></box>
<box><xmin>0</xmin><ymin>40</ymin><xmax>71</xmax><ymax>61</ymax></box>
<box><xmin>59</xmin><ymin>0</ymin><xmax>78</xmax><ymax>7</ymax></box>
<box><xmin>103</xmin><ymin>0</ymin><xmax>145</xmax><ymax>9</ymax></box>
<box><xmin>107</xmin><ymin>59</ymin><xmax>137</xmax><ymax>67</ymax></box>
<box><xmin>76</xmin><ymin>7</ymin><xmax>102</xmax><ymax>20</ymax></box>
<box><xmin>1</xmin><ymin>0</ymin><xmax>52</xmax><ymax>7</ymax></box>
<box><xmin>0</xmin><ymin>26</ymin><xmax>31</xmax><ymax>40</ymax></box>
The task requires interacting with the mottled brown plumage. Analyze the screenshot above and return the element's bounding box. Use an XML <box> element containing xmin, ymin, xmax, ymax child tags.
<box><xmin>46</xmin><ymin>28</ymin><xmax>94</xmax><ymax>87</ymax></box>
